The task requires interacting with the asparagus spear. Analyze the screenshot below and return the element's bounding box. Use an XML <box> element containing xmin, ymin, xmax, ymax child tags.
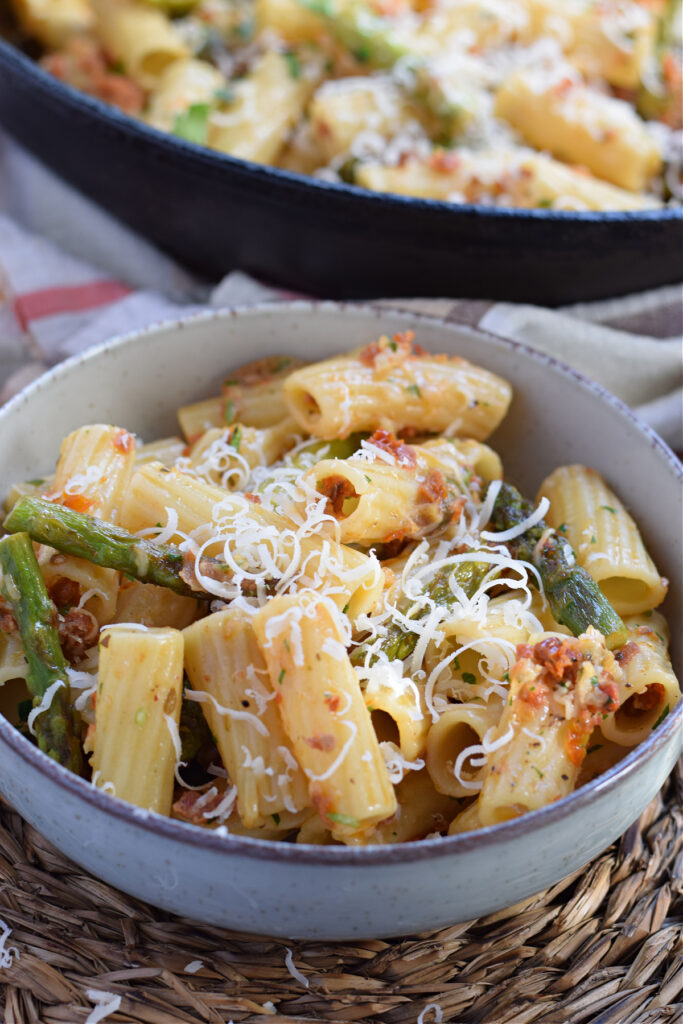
<box><xmin>0</xmin><ymin>532</ymin><xmax>83</xmax><ymax>773</ymax></box>
<box><xmin>487</xmin><ymin>482</ymin><xmax>628</xmax><ymax>650</ymax></box>
<box><xmin>351</xmin><ymin>557</ymin><xmax>490</xmax><ymax>665</ymax></box>
<box><xmin>297</xmin><ymin>0</ymin><xmax>470</xmax><ymax>140</ymax></box>
<box><xmin>4</xmin><ymin>497</ymin><xmax>227</xmax><ymax>599</ymax></box>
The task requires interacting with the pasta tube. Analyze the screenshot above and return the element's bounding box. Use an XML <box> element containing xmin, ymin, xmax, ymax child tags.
<box><xmin>209</xmin><ymin>52</ymin><xmax>319</xmax><ymax>164</ymax></box>
<box><xmin>118</xmin><ymin>463</ymin><xmax>383</xmax><ymax>617</ymax></box>
<box><xmin>252</xmin><ymin>591</ymin><xmax>397</xmax><ymax>839</ymax></box>
<box><xmin>525</xmin><ymin>0</ymin><xmax>656</xmax><ymax>89</ymax></box>
<box><xmin>0</xmin><ymin>631</ymin><xmax>29</xmax><ymax>688</ymax></box>
<box><xmin>355</xmin><ymin>148</ymin><xmax>659</xmax><ymax>210</ymax></box>
<box><xmin>91</xmin><ymin>0</ymin><xmax>189</xmax><ymax>88</ymax></box>
<box><xmin>426</xmin><ymin>702</ymin><xmax>501</xmax><ymax>797</ymax></box>
<box><xmin>303</xmin><ymin>440</ymin><xmax>462</xmax><ymax>546</ymax></box>
<box><xmin>183</xmin><ymin>608</ymin><xmax>309</xmax><ymax>827</ymax></box>
<box><xmin>494</xmin><ymin>65</ymin><xmax>661</xmax><ymax>191</ymax></box>
<box><xmin>478</xmin><ymin>629</ymin><xmax>624</xmax><ymax>824</ymax></box>
<box><xmin>602</xmin><ymin>612</ymin><xmax>681</xmax><ymax>746</ymax></box>
<box><xmin>284</xmin><ymin>333</ymin><xmax>512</xmax><ymax>440</ymax></box>
<box><xmin>343</xmin><ymin>769</ymin><xmax>456</xmax><ymax>844</ymax></box>
<box><xmin>113</xmin><ymin>579</ymin><xmax>200</xmax><ymax>630</ymax></box>
<box><xmin>146</xmin><ymin>58</ymin><xmax>226</xmax><ymax>133</ymax></box>
<box><xmin>38</xmin><ymin>424</ymin><xmax>136</xmax><ymax>625</ymax></box>
<box><xmin>186</xmin><ymin>418</ymin><xmax>300</xmax><ymax>489</ymax></box>
<box><xmin>538</xmin><ymin>465</ymin><xmax>668</xmax><ymax>616</ymax></box>
<box><xmin>177</xmin><ymin>397</ymin><xmax>223</xmax><ymax>442</ymax></box>
<box><xmin>355</xmin><ymin>660</ymin><xmax>429</xmax><ymax>760</ymax></box>
<box><xmin>309</xmin><ymin>78</ymin><xmax>419</xmax><ymax>162</ymax></box>
<box><xmin>10</xmin><ymin>0</ymin><xmax>94</xmax><ymax>48</ymax></box>
<box><xmin>448</xmin><ymin>798</ymin><xmax>481</xmax><ymax>835</ymax></box>
<box><xmin>92</xmin><ymin>626</ymin><xmax>184</xmax><ymax>815</ymax></box>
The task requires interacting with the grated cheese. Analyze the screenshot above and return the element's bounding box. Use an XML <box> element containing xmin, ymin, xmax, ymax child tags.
<box><xmin>185</xmin><ymin>689</ymin><xmax>270</xmax><ymax>737</ymax></box>
<box><xmin>417</xmin><ymin>1003</ymin><xmax>444</xmax><ymax>1024</ymax></box>
<box><xmin>0</xmin><ymin>917</ymin><xmax>19</xmax><ymax>969</ymax></box>
<box><xmin>284</xmin><ymin>947</ymin><xmax>310</xmax><ymax>988</ymax></box>
<box><xmin>85</xmin><ymin>990</ymin><xmax>122</xmax><ymax>1024</ymax></box>
<box><xmin>184</xmin><ymin>960</ymin><xmax>204</xmax><ymax>974</ymax></box>
<box><xmin>27</xmin><ymin>679</ymin><xmax>66</xmax><ymax>735</ymax></box>
<box><xmin>481</xmin><ymin>496</ymin><xmax>550</xmax><ymax>543</ymax></box>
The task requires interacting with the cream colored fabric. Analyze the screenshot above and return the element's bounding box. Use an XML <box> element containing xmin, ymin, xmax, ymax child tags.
<box><xmin>1</xmin><ymin>131</ymin><xmax>680</xmax><ymax>448</ymax></box>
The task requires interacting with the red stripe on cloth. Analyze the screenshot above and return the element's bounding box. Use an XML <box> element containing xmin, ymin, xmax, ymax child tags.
<box><xmin>13</xmin><ymin>281</ymin><xmax>132</xmax><ymax>328</ymax></box>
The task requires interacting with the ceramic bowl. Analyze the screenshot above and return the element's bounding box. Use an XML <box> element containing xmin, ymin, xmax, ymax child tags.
<box><xmin>0</xmin><ymin>303</ymin><xmax>680</xmax><ymax>940</ymax></box>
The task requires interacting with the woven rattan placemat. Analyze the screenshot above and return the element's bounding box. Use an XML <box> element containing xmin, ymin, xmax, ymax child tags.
<box><xmin>1</xmin><ymin>765</ymin><xmax>681</xmax><ymax>1024</ymax></box>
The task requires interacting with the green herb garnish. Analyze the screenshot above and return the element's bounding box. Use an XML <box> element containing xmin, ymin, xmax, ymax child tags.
<box><xmin>172</xmin><ymin>103</ymin><xmax>211</xmax><ymax>145</ymax></box>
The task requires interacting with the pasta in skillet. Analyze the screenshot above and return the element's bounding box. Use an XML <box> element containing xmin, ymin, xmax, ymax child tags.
<box><xmin>8</xmin><ymin>0</ymin><xmax>682</xmax><ymax>210</ymax></box>
<box><xmin>0</xmin><ymin>333</ymin><xmax>679</xmax><ymax>845</ymax></box>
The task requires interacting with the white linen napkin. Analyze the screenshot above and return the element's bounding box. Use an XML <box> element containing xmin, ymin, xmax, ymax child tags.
<box><xmin>1</xmin><ymin>132</ymin><xmax>681</xmax><ymax>448</ymax></box>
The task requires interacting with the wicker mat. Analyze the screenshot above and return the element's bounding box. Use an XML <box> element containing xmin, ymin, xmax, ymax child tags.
<box><xmin>0</xmin><ymin>765</ymin><xmax>681</xmax><ymax>1024</ymax></box>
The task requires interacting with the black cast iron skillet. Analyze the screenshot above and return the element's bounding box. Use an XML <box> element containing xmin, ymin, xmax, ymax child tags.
<box><xmin>0</xmin><ymin>34</ymin><xmax>681</xmax><ymax>301</ymax></box>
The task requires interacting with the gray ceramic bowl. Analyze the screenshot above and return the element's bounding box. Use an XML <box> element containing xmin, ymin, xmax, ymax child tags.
<box><xmin>0</xmin><ymin>303</ymin><xmax>680</xmax><ymax>940</ymax></box>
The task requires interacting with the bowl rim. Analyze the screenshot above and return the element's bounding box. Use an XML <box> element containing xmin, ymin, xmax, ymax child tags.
<box><xmin>0</xmin><ymin>300</ymin><xmax>680</xmax><ymax>866</ymax></box>
<box><xmin>1</xmin><ymin>36</ymin><xmax>681</xmax><ymax>226</ymax></box>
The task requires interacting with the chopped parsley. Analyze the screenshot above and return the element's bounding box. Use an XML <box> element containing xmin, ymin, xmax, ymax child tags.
<box><xmin>342</xmin><ymin>603</ymin><xmax>350</xmax><ymax>614</ymax></box>
<box><xmin>364</xmin><ymin>474</ymin><xmax>372</xmax><ymax>483</ymax></box>
<box><xmin>172</xmin><ymin>103</ymin><xmax>211</xmax><ymax>145</ymax></box>
<box><xmin>272</xmin><ymin>813</ymin><xmax>281</xmax><ymax>825</ymax></box>
<box><xmin>537</xmin><ymin>198</ymin><xmax>554</xmax><ymax>208</ymax></box>
<box><xmin>27</xmin><ymin>478</ymin><xmax>45</xmax><ymax>486</ymax></box>
<box><xmin>284</xmin><ymin>639</ymin><xmax>291</xmax><ymax>652</ymax></box>
<box><xmin>224</xmin><ymin>399</ymin><xmax>235</xmax><ymax>424</ymax></box>
<box><xmin>229</xmin><ymin>425</ymin><xmax>242</xmax><ymax>451</ymax></box>
<box><xmin>462</xmin><ymin>672</ymin><xmax>477</xmax><ymax>685</ymax></box>
<box><xmin>388</xmin><ymin>339</ymin><xmax>398</xmax><ymax>352</ymax></box>
<box><xmin>558</xmin><ymin>523</ymin><xmax>567</xmax><ymax>533</ymax></box>
<box><xmin>600</xmin><ymin>505</ymin><xmax>617</xmax><ymax>514</ymax></box>
<box><xmin>586</xmin><ymin>743</ymin><xmax>603</xmax><ymax>755</ymax></box>
<box><xmin>406</xmin><ymin>383</ymin><xmax>422</xmax><ymax>398</ymax></box>
<box><xmin>590</xmin><ymin>535</ymin><xmax>597</xmax><ymax>544</ymax></box>
<box><xmin>278</xmin><ymin>668</ymin><xmax>286</xmax><ymax>685</ymax></box>
<box><xmin>531</xmin><ymin>765</ymin><xmax>544</xmax><ymax>779</ymax></box>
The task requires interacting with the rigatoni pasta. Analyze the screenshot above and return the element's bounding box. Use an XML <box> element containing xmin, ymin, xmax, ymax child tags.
<box><xmin>0</xmin><ymin>332</ymin><xmax>678</xmax><ymax>846</ymax></box>
<box><xmin>12</xmin><ymin>0</ymin><xmax>680</xmax><ymax>210</ymax></box>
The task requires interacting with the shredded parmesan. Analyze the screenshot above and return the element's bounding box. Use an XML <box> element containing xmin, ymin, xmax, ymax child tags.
<box><xmin>186</xmin><ymin>689</ymin><xmax>270</xmax><ymax>737</ymax></box>
<box><xmin>27</xmin><ymin>679</ymin><xmax>66</xmax><ymax>735</ymax></box>
<box><xmin>91</xmin><ymin>770</ymin><xmax>116</xmax><ymax>796</ymax></box>
<box><xmin>417</xmin><ymin>1003</ymin><xmax>444</xmax><ymax>1024</ymax></box>
<box><xmin>0</xmin><ymin>918</ymin><xmax>19</xmax><ymax>969</ymax></box>
<box><xmin>85</xmin><ymin>990</ymin><xmax>121</xmax><ymax>1024</ymax></box>
<box><xmin>284</xmin><ymin>948</ymin><xmax>310</xmax><ymax>988</ymax></box>
<box><xmin>184</xmin><ymin>960</ymin><xmax>204</xmax><ymax>974</ymax></box>
<box><xmin>481</xmin><ymin>496</ymin><xmax>550</xmax><ymax>543</ymax></box>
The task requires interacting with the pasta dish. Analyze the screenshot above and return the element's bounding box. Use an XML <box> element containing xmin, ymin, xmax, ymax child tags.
<box><xmin>0</xmin><ymin>335</ymin><xmax>679</xmax><ymax>845</ymax></box>
<box><xmin>7</xmin><ymin>0</ymin><xmax>683</xmax><ymax>210</ymax></box>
